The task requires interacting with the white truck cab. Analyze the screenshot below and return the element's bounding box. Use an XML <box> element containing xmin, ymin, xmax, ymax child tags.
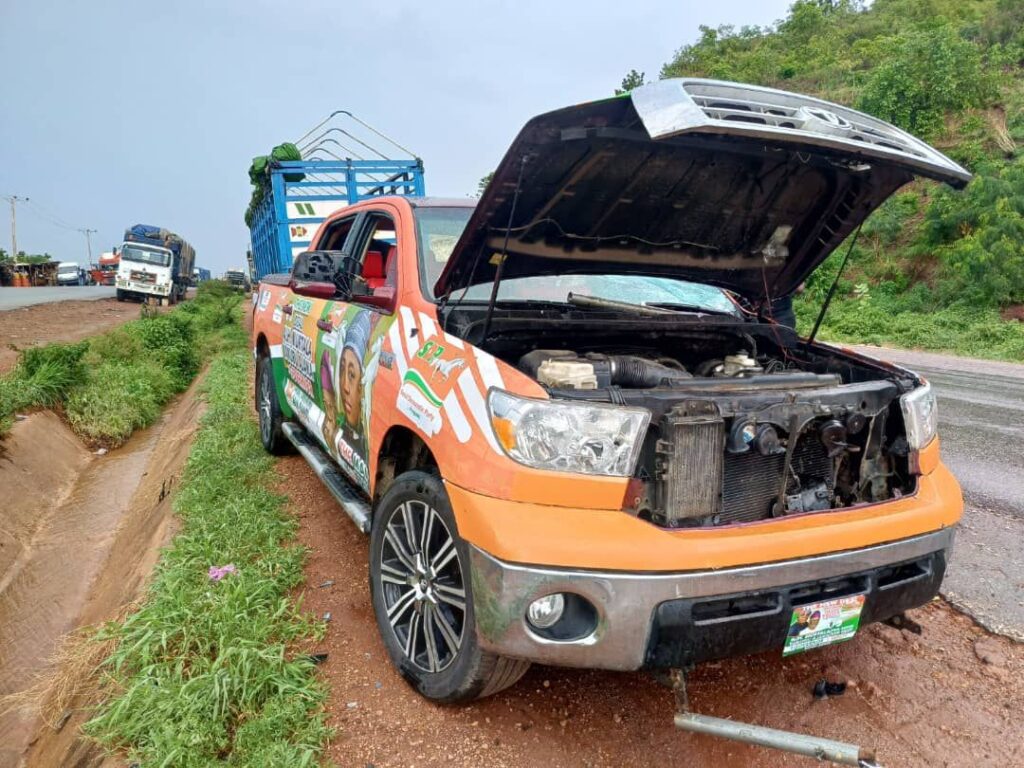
<box><xmin>56</xmin><ymin>262</ymin><xmax>83</xmax><ymax>286</ymax></box>
<box><xmin>116</xmin><ymin>242</ymin><xmax>175</xmax><ymax>303</ymax></box>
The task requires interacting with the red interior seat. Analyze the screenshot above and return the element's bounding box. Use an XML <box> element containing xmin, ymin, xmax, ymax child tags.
<box><xmin>362</xmin><ymin>250</ymin><xmax>385</xmax><ymax>289</ymax></box>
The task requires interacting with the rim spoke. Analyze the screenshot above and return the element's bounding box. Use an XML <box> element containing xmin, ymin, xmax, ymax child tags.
<box><xmin>423</xmin><ymin>605</ymin><xmax>441</xmax><ymax>673</ymax></box>
<box><xmin>384</xmin><ymin>527</ymin><xmax>417</xmax><ymax>574</ymax></box>
<box><xmin>380</xmin><ymin>561</ymin><xmax>408</xmax><ymax>586</ymax></box>
<box><xmin>400</xmin><ymin>502</ymin><xmax>420</xmax><ymax>556</ymax></box>
<box><xmin>434</xmin><ymin>582</ymin><xmax>466</xmax><ymax>612</ymax></box>
<box><xmin>430</xmin><ymin>535</ymin><xmax>457</xmax><ymax>574</ymax></box>
<box><xmin>433</xmin><ymin>603</ymin><xmax>461</xmax><ymax>655</ymax></box>
<box><xmin>404</xmin><ymin>610</ymin><xmax>421</xmax><ymax>658</ymax></box>
<box><xmin>420</xmin><ymin>506</ymin><xmax>436</xmax><ymax>563</ymax></box>
<box><xmin>387</xmin><ymin>587</ymin><xmax>417</xmax><ymax>625</ymax></box>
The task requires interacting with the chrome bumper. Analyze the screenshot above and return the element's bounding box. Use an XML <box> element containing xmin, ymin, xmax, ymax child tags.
<box><xmin>469</xmin><ymin>527</ymin><xmax>954</xmax><ymax>671</ymax></box>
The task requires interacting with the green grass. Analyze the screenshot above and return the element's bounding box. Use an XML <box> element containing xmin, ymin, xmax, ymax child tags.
<box><xmin>83</xmin><ymin>340</ymin><xmax>331</xmax><ymax>766</ymax></box>
<box><xmin>796</xmin><ymin>294</ymin><xmax>1024</xmax><ymax>361</ymax></box>
<box><xmin>0</xmin><ymin>281</ymin><xmax>243</xmax><ymax>444</ymax></box>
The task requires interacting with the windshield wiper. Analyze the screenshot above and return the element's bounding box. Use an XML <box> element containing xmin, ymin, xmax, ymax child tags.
<box><xmin>567</xmin><ymin>292</ymin><xmax>679</xmax><ymax>317</ymax></box>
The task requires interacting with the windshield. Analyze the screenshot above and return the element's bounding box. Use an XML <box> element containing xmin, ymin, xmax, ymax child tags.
<box><xmin>414</xmin><ymin>207</ymin><xmax>739</xmax><ymax>316</ymax></box>
<box><xmin>121</xmin><ymin>244</ymin><xmax>171</xmax><ymax>267</ymax></box>
<box><xmin>58</xmin><ymin>265</ymin><xmax>78</xmax><ymax>274</ymax></box>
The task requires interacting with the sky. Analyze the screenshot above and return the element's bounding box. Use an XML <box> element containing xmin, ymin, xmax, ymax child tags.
<box><xmin>1</xmin><ymin>0</ymin><xmax>794</xmax><ymax>274</ymax></box>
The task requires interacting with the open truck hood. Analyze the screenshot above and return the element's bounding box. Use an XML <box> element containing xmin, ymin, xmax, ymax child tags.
<box><xmin>434</xmin><ymin>79</ymin><xmax>971</xmax><ymax>304</ymax></box>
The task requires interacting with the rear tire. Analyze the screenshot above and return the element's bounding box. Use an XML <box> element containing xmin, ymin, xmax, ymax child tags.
<box><xmin>369</xmin><ymin>471</ymin><xmax>530</xmax><ymax>703</ymax></box>
<box><xmin>256</xmin><ymin>355</ymin><xmax>291</xmax><ymax>455</ymax></box>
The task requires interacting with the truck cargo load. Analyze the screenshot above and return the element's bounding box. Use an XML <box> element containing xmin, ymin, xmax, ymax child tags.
<box><xmin>245</xmin><ymin>112</ymin><xmax>425</xmax><ymax>280</ymax></box>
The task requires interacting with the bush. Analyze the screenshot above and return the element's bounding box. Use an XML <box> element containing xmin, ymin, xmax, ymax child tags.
<box><xmin>857</xmin><ymin>22</ymin><xmax>998</xmax><ymax>138</ymax></box>
<box><xmin>65</xmin><ymin>360</ymin><xmax>176</xmax><ymax>444</ymax></box>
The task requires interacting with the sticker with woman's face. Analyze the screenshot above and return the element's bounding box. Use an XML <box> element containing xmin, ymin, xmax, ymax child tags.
<box><xmin>327</xmin><ymin>308</ymin><xmax>379</xmax><ymax>490</ymax></box>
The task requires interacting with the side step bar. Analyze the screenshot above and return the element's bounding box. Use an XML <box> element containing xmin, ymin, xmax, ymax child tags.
<box><xmin>283</xmin><ymin>422</ymin><xmax>371</xmax><ymax>534</ymax></box>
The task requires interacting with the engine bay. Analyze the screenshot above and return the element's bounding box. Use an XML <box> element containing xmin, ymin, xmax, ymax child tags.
<box><xmin>448</xmin><ymin>306</ymin><xmax>919</xmax><ymax>528</ymax></box>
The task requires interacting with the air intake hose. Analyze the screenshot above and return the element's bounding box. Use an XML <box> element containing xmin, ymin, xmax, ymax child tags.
<box><xmin>608</xmin><ymin>355</ymin><xmax>691</xmax><ymax>388</ymax></box>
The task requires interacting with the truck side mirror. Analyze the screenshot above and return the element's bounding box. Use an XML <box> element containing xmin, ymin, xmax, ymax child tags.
<box><xmin>352</xmin><ymin>285</ymin><xmax>396</xmax><ymax>312</ymax></box>
<box><xmin>290</xmin><ymin>280</ymin><xmax>337</xmax><ymax>300</ymax></box>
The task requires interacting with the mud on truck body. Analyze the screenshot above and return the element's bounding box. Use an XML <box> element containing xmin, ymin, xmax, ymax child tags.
<box><xmin>251</xmin><ymin>80</ymin><xmax>966</xmax><ymax>704</ymax></box>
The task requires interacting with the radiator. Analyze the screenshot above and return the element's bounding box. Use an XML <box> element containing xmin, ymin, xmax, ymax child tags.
<box><xmin>655</xmin><ymin>403</ymin><xmax>725</xmax><ymax>525</ymax></box>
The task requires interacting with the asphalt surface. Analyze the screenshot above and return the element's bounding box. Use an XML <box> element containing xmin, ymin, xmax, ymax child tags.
<box><xmin>851</xmin><ymin>344</ymin><xmax>1024</xmax><ymax>641</ymax></box>
<box><xmin>0</xmin><ymin>286</ymin><xmax>116</xmax><ymax>310</ymax></box>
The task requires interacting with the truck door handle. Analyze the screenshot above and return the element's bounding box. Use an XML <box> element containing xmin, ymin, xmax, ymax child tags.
<box><xmin>316</xmin><ymin>319</ymin><xmax>333</xmax><ymax>332</ymax></box>
<box><xmin>282</xmin><ymin>304</ymin><xmax>293</xmax><ymax>315</ymax></box>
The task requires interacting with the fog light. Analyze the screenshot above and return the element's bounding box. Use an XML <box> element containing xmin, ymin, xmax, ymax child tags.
<box><xmin>526</xmin><ymin>593</ymin><xmax>565</xmax><ymax>629</ymax></box>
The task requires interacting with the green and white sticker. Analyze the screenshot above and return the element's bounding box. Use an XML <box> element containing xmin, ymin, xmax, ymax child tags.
<box><xmin>783</xmin><ymin>594</ymin><xmax>866</xmax><ymax>657</ymax></box>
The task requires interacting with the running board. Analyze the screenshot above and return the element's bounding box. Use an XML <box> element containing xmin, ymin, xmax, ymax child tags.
<box><xmin>282</xmin><ymin>422</ymin><xmax>371</xmax><ymax>534</ymax></box>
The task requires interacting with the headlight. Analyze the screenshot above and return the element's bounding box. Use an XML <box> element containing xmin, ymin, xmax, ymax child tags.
<box><xmin>487</xmin><ymin>389</ymin><xmax>650</xmax><ymax>477</ymax></box>
<box><xmin>900</xmin><ymin>382</ymin><xmax>937</xmax><ymax>450</ymax></box>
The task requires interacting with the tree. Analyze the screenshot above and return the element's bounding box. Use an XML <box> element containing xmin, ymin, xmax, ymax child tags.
<box><xmin>476</xmin><ymin>172</ymin><xmax>494</xmax><ymax>197</ymax></box>
<box><xmin>615</xmin><ymin>69</ymin><xmax>646</xmax><ymax>95</ymax></box>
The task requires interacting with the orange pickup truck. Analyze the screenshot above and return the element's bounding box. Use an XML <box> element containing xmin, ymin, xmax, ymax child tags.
<box><xmin>252</xmin><ymin>79</ymin><xmax>966</xmax><ymax>704</ymax></box>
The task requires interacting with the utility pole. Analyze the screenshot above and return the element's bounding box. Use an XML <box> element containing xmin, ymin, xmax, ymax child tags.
<box><xmin>79</xmin><ymin>227</ymin><xmax>97</xmax><ymax>265</ymax></box>
<box><xmin>4</xmin><ymin>195</ymin><xmax>29</xmax><ymax>264</ymax></box>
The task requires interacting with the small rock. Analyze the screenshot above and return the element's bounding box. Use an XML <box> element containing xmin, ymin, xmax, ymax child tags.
<box><xmin>347</xmin><ymin>701</ymin><xmax>358</xmax><ymax>709</ymax></box>
<box><xmin>875</xmin><ymin>624</ymin><xmax>905</xmax><ymax>647</ymax></box>
<box><xmin>974</xmin><ymin>638</ymin><xmax>1007</xmax><ymax>667</ymax></box>
<box><xmin>323</xmin><ymin>611</ymin><xmax>332</xmax><ymax>622</ymax></box>
<box><xmin>14</xmin><ymin>414</ymin><xmax>27</xmax><ymax>421</ymax></box>
<box><xmin>613</xmin><ymin>713</ymin><xmax>622</xmax><ymax>723</ymax></box>
<box><xmin>543</xmin><ymin>679</ymin><xmax>550</xmax><ymax>688</ymax></box>
<box><xmin>94</xmin><ymin>447</ymin><xmax>108</xmax><ymax>456</ymax></box>
<box><xmin>318</xmin><ymin>579</ymin><xmax>335</xmax><ymax>588</ymax></box>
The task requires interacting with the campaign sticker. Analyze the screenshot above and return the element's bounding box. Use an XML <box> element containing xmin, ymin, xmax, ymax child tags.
<box><xmin>783</xmin><ymin>594</ymin><xmax>865</xmax><ymax>657</ymax></box>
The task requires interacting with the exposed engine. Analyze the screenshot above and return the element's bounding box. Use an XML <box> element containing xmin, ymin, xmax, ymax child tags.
<box><xmin>514</xmin><ymin>344</ymin><xmax>915</xmax><ymax>529</ymax></box>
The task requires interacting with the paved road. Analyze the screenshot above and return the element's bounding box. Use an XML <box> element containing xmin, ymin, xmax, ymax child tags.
<box><xmin>851</xmin><ymin>344</ymin><xmax>1024</xmax><ymax>641</ymax></box>
<box><xmin>0</xmin><ymin>286</ymin><xmax>116</xmax><ymax>311</ymax></box>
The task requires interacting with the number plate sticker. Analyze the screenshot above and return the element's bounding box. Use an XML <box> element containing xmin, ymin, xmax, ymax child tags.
<box><xmin>783</xmin><ymin>594</ymin><xmax>866</xmax><ymax>657</ymax></box>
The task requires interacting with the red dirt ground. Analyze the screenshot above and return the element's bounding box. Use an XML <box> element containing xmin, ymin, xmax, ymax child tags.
<box><xmin>0</xmin><ymin>298</ymin><xmax>140</xmax><ymax>374</ymax></box>
<box><xmin>282</xmin><ymin>455</ymin><xmax>1024</xmax><ymax>768</ymax></box>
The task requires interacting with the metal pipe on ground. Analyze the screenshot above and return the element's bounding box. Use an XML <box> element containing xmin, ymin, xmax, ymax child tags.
<box><xmin>675</xmin><ymin>711</ymin><xmax>878</xmax><ymax>767</ymax></box>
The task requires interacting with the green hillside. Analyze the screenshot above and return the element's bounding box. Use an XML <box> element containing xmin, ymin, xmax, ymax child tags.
<box><xmin>659</xmin><ymin>0</ymin><xmax>1024</xmax><ymax>359</ymax></box>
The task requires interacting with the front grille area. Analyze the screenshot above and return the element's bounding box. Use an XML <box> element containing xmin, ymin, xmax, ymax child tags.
<box><xmin>130</xmin><ymin>270</ymin><xmax>157</xmax><ymax>284</ymax></box>
<box><xmin>656</xmin><ymin>409</ymin><xmax>835</xmax><ymax>527</ymax></box>
<box><xmin>721</xmin><ymin>439</ymin><xmax>832</xmax><ymax>524</ymax></box>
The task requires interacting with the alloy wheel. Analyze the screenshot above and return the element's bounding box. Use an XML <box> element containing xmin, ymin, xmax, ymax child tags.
<box><xmin>258</xmin><ymin>365</ymin><xmax>273</xmax><ymax>445</ymax></box>
<box><xmin>378</xmin><ymin>500</ymin><xmax>466</xmax><ymax>673</ymax></box>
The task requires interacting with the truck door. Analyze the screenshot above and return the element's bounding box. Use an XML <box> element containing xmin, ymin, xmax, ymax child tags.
<box><xmin>280</xmin><ymin>214</ymin><xmax>359</xmax><ymax>451</ymax></box>
<box><xmin>310</xmin><ymin>209</ymin><xmax>401</xmax><ymax>494</ymax></box>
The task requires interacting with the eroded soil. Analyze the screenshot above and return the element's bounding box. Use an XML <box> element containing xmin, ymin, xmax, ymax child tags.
<box><xmin>283</xmin><ymin>454</ymin><xmax>1024</xmax><ymax>768</ymax></box>
<box><xmin>0</xmin><ymin>375</ymin><xmax>205</xmax><ymax>768</ymax></box>
<box><xmin>0</xmin><ymin>298</ymin><xmax>140</xmax><ymax>375</ymax></box>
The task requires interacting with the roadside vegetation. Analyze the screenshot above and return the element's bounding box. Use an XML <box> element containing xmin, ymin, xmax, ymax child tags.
<box><xmin>83</xmin><ymin>313</ymin><xmax>331</xmax><ymax>766</ymax></box>
<box><xmin>0</xmin><ymin>281</ymin><xmax>243</xmax><ymax>441</ymax></box>
<box><xmin>651</xmin><ymin>0</ymin><xmax>1024</xmax><ymax>359</ymax></box>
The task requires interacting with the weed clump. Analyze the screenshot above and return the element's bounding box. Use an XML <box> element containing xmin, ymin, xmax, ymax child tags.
<box><xmin>0</xmin><ymin>291</ymin><xmax>243</xmax><ymax>444</ymax></box>
<box><xmin>84</xmin><ymin>349</ymin><xmax>330</xmax><ymax>765</ymax></box>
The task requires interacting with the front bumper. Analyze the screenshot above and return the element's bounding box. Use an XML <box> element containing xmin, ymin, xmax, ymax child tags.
<box><xmin>469</xmin><ymin>527</ymin><xmax>953</xmax><ymax>671</ymax></box>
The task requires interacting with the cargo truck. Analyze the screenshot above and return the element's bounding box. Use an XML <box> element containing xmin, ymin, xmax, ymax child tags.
<box><xmin>246</xmin><ymin>112</ymin><xmax>425</xmax><ymax>280</ymax></box>
<box><xmin>116</xmin><ymin>224</ymin><xmax>195</xmax><ymax>304</ymax></box>
<box><xmin>89</xmin><ymin>250</ymin><xmax>120</xmax><ymax>286</ymax></box>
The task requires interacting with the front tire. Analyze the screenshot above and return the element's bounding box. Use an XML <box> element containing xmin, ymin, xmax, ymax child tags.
<box><xmin>369</xmin><ymin>471</ymin><xmax>530</xmax><ymax>703</ymax></box>
<box><xmin>256</xmin><ymin>355</ymin><xmax>291</xmax><ymax>455</ymax></box>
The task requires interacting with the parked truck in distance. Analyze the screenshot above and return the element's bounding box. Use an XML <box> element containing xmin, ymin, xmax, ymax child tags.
<box><xmin>224</xmin><ymin>268</ymin><xmax>251</xmax><ymax>292</ymax></box>
<box><xmin>116</xmin><ymin>224</ymin><xmax>196</xmax><ymax>304</ymax></box>
<box><xmin>56</xmin><ymin>261</ymin><xmax>85</xmax><ymax>286</ymax></box>
<box><xmin>89</xmin><ymin>250</ymin><xmax>120</xmax><ymax>285</ymax></box>
<box><xmin>193</xmin><ymin>266</ymin><xmax>212</xmax><ymax>285</ymax></box>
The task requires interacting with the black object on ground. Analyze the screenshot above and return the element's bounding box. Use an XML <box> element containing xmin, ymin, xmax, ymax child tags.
<box><xmin>812</xmin><ymin>679</ymin><xmax>848</xmax><ymax>698</ymax></box>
